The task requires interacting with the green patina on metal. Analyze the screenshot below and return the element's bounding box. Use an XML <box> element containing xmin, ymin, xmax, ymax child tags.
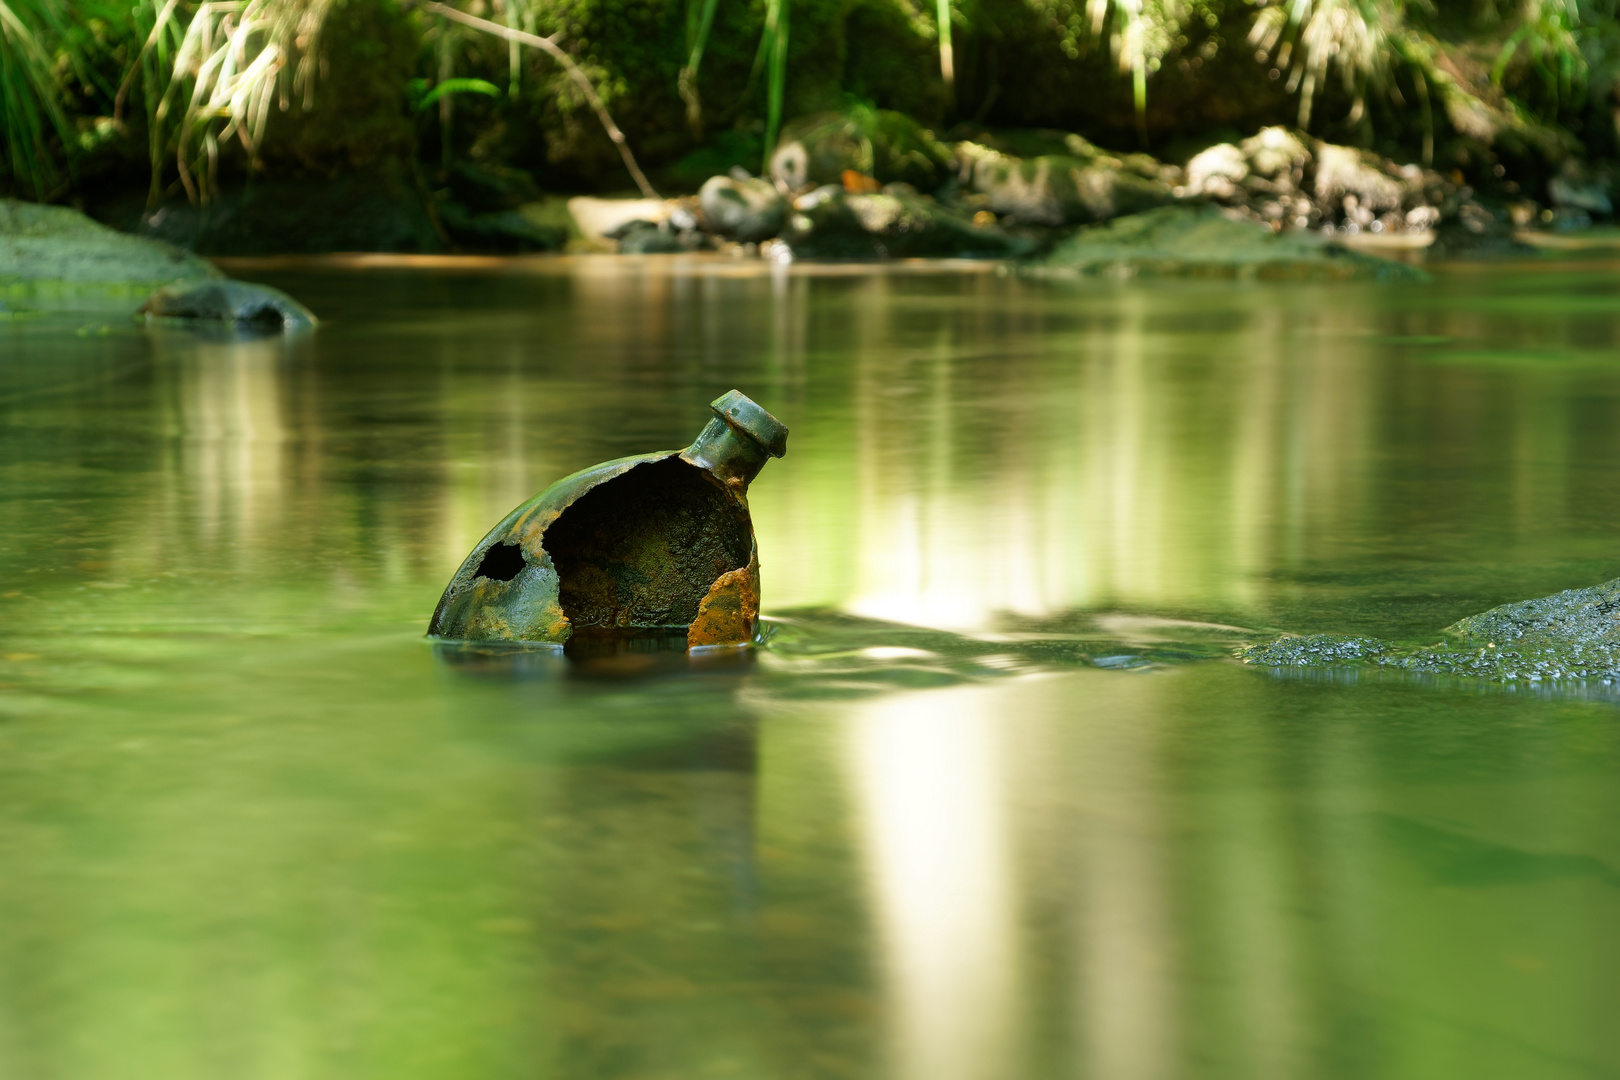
<box><xmin>428</xmin><ymin>390</ymin><xmax>787</xmax><ymax>649</ymax></box>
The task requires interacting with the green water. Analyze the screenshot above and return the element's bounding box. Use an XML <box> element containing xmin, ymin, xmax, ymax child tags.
<box><xmin>3</xmin><ymin>258</ymin><xmax>1620</xmax><ymax>1079</ymax></box>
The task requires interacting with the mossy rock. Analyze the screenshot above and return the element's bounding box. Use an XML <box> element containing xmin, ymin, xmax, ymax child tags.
<box><xmin>140</xmin><ymin>280</ymin><xmax>318</xmax><ymax>331</ymax></box>
<box><xmin>952</xmin><ymin>128</ymin><xmax>1170</xmax><ymax>181</ymax></box>
<box><xmin>785</xmin><ymin>188</ymin><xmax>1030</xmax><ymax>258</ymax></box>
<box><xmin>1036</xmin><ymin>204</ymin><xmax>1430</xmax><ymax>280</ymax></box>
<box><xmin>699</xmin><ymin>176</ymin><xmax>786</xmax><ymax>242</ymax></box>
<box><xmin>1241</xmin><ymin>577</ymin><xmax>1620</xmax><ymax>683</ymax></box>
<box><xmin>770</xmin><ymin>108</ymin><xmax>955</xmax><ymax>192</ymax></box>
<box><xmin>0</xmin><ymin>200</ymin><xmax>218</xmax><ymax>303</ymax></box>
<box><xmin>960</xmin><ymin>147</ymin><xmax>1178</xmax><ymax>225</ymax></box>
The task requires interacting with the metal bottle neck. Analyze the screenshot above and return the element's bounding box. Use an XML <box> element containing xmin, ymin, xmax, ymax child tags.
<box><xmin>685</xmin><ymin>417</ymin><xmax>773</xmax><ymax>487</ymax></box>
<box><xmin>682</xmin><ymin>390</ymin><xmax>788</xmax><ymax>488</ymax></box>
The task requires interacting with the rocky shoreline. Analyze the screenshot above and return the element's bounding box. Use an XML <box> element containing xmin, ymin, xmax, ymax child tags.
<box><xmin>47</xmin><ymin>110</ymin><xmax>1611</xmax><ymax>276</ymax></box>
<box><xmin>487</xmin><ymin>114</ymin><xmax>1611</xmax><ymax>274</ymax></box>
<box><xmin>8</xmin><ymin>112</ymin><xmax>1618</xmax><ymax>312</ymax></box>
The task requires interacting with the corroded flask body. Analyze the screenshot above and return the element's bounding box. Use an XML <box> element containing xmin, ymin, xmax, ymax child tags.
<box><xmin>428</xmin><ymin>391</ymin><xmax>787</xmax><ymax>649</ymax></box>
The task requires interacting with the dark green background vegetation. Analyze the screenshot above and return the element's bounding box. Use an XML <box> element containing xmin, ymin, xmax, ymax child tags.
<box><xmin>4</xmin><ymin>0</ymin><xmax>1618</xmax><ymax>211</ymax></box>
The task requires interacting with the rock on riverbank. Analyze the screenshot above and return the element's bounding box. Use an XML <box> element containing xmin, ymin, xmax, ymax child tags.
<box><xmin>567</xmin><ymin>118</ymin><xmax>1576</xmax><ymax>265</ymax></box>
<box><xmin>1035</xmin><ymin>204</ymin><xmax>1429</xmax><ymax>280</ymax></box>
<box><xmin>31</xmin><ymin>115</ymin><xmax>1603</xmax><ymax>267</ymax></box>
<box><xmin>3</xmin><ymin>201</ymin><xmax>318</xmax><ymax>327</ymax></box>
<box><xmin>2</xmin><ymin>199</ymin><xmax>218</xmax><ymax>301</ymax></box>
<box><xmin>140</xmin><ymin>280</ymin><xmax>318</xmax><ymax>331</ymax></box>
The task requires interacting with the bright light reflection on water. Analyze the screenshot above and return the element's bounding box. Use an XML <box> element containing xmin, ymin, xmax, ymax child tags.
<box><xmin>2</xmin><ymin>256</ymin><xmax>1620</xmax><ymax>1078</ymax></box>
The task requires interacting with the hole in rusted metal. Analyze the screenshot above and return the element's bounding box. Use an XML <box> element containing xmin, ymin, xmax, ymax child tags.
<box><xmin>474</xmin><ymin>541</ymin><xmax>526</xmax><ymax>582</ymax></box>
<box><xmin>546</xmin><ymin>458</ymin><xmax>751</xmax><ymax>632</ymax></box>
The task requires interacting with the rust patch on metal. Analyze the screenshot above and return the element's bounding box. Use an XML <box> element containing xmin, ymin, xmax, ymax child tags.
<box><xmin>686</xmin><ymin>554</ymin><xmax>760</xmax><ymax>647</ymax></box>
<box><xmin>546</xmin><ymin>459</ymin><xmax>752</xmax><ymax>631</ymax></box>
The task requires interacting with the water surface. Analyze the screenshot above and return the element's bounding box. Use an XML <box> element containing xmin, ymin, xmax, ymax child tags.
<box><xmin>3</xmin><ymin>256</ymin><xmax>1620</xmax><ymax>1079</ymax></box>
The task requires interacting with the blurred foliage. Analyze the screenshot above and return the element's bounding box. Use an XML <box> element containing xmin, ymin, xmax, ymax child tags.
<box><xmin>4</xmin><ymin>0</ymin><xmax>1620</xmax><ymax>202</ymax></box>
<box><xmin>775</xmin><ymin>101</ymin><xmax>956</xmax><ymax>185</ymax></box>
<box><xmin>1</xmin><ymin>0</ymin><xmax>134</xmax><ymax>198</ymax></box>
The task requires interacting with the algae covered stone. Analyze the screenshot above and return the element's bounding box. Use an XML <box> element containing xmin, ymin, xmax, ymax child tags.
<box><xmin>1241</xmin><ymin>577</ymin><xmax>1620</xmax><ymax>683</ymax></box>
<box><xmin>783</xmin><ymin>187</ymin><xmax>1029</xmax><ymax>259</ymax></box>
<box><xmin>1037</xmin><ymin>204</ymin><xmax>1429</xmax><ymax>280</ymax></box>
<box><xmin>1</xmin><ymin>200</ymin><xmax>217</xmax><ymax>302</ymax></box>
<box><xmin>769</xmin><ymin>109</ymin><xmax>954</xmax><ymax>193</ymax></box>
<box><xmin>956</xmin><ymin>143</ymin><xmax>1177</xmax><ymax>226</ymax></box>
<box><xmin>1241</xmin><ymin>635</ymin><xmax>1392</xmax><ymax>667</ymax></box>
<box><xmin>1411</xmin><ymin>578</ymin><xmax>1620</xmax><ymax>681</ymax></box>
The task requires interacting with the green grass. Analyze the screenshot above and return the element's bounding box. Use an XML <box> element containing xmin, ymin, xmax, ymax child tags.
<box><xmin>1</xmin><ymin>0</ymin><xmax>80</xmax><ymax>197</ymax></box>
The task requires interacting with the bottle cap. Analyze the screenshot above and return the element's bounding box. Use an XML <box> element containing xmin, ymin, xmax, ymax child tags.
<box><xmin>711</xmin><ymin>390</ymin><xmax>788</xmax><ymax>458</ymax></box>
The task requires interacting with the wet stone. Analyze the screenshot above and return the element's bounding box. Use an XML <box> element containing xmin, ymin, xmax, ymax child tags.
<box><xmin>139</xmin><ymin>280</ymin><xmax>317</xmax><ymax>331</ymax></box>
<box><xmin>1240</xmin><ymin>577</ymin><xmax>1620</xmax><ymax>683</ymax></box>
<box><xmin>698</xmin><ymin>176</ymin><xmax>786</xmax><ymax>243</ymax></box>
<box><xmin>1240</xmin><ymin>635</ymin><xmax>1391</xmax><ymax>666</ymax></box>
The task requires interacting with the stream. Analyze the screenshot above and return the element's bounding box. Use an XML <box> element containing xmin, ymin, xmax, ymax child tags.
<box><xmin>3</xmin><ymin>255</ymin><xmax>1619</xmax><ymax>1079</ymax></box>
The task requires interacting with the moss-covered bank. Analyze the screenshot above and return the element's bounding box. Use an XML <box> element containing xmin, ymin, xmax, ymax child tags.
<box><xmin>0</xmin><ymin>200</ymin><xmax>216</xmax><ymax>304</ymax></box>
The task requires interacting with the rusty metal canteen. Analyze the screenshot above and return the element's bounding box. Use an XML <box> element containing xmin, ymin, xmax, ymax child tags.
<box><xmin>428</xmin><ymin>390</ymin><xmax>788</xmax><ymax>649</ymax></box>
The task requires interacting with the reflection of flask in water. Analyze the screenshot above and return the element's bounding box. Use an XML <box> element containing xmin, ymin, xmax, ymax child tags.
<box><xmin>428</xmin><ymin>390</ymin><xmax>788</xmax><ymax>649</ymax></box>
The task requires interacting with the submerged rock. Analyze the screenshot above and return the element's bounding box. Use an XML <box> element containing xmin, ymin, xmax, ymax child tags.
<box><xmin>699</xmin><ymin>175</ymin><xmax>787</xmax><ymax>242</ymax></box>
<box><xmin>139</xmin><ymin>280</ymin><xmax>317</xmax><ymax>331</ymax></box>
<box><xmin>1241</xmin><ymin>635</ymin><xmax>1392</xmax><ymax>666</ymax></box>
<box><xmin>1241</xmin><ymin>577</ymin><xmax>1620</xmax><ymax>683</ymax></box>
<box><xmin>1421</xmin><ymin>579</ymin><xmax>1620</xmax><ymax>680</ymax></box>
<box><xmin>1035</xmin><ymin>204</ymin><xmax>1428</xmax><ymax>280</ymax></box>
<box><xmin>1</xmin><ymin>199</ymin><xmax>217</xmax><ymax>300</ymax></box>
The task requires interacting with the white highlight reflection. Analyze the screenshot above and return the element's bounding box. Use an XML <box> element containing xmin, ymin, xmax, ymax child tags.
<box><xmin>171</xmin><ymin>338</ymin><xmax>286</xmax><ymax>548</ymax></box>
<box><xmin>846</xmin><ymin>686</ymin><xmax>1020</xmax><ymax>1080</ymax></box>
